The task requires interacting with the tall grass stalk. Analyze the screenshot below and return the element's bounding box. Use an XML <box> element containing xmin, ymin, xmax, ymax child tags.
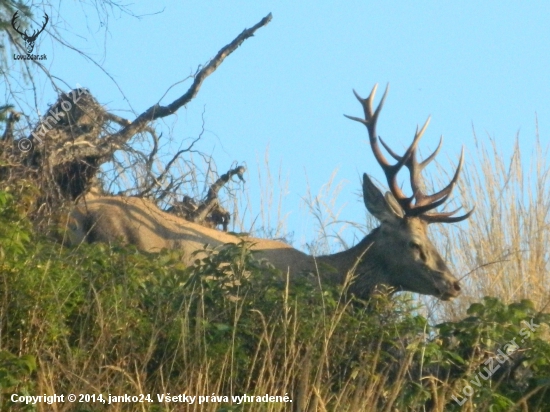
<box><xmin>430</xmin><ymin>131</ymin><xmax>550</xmax><ymax>320</ymax></box>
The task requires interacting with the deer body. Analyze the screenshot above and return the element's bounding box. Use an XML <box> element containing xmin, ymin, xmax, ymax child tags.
<box><xmin>69</xmin><ymin>193</ymin><xmax>312</xmax><ymax>272</ymax></box>
<box><xmin>68</xmin><ymin>85</ymin><xmax>473</xmax><ymax>301</ymax></box>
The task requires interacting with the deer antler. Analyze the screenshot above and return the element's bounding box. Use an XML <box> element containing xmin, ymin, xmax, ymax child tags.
<box><xmin>11</xmin><ymin>11</ymin><xmax>48</xmax><ymax>41</ymax></box>
<box><xmin>11</xmin><ymin>12</ymin><xmax>26</xmax><ymax>37</ymax></box>
<box><xmin>345</xmin><ymin>83</ymin><xmax>474</xmax><ymax>224</ymax></box>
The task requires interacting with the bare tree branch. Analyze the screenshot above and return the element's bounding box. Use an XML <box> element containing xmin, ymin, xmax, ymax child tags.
<box><xmin>99</xmin><ymin>13</ymin><xmax>272</xmax><ymax>155</ymax></box>
<box><xmin>10</xmin><ymin>13</ymin><xmax>271</xmax><ymax>204</ymax></box>
<box><xmin>166</xmin><ymin>165</ymin><xmax>245</xmax><ymax>231</ymax></box>
<box><xmin>31</xmin><ymin>13</ymin><xmax>272</xmax><ymax>171</ymax></box>
<box><xmin>194</xmin><ymin>165</ymin><xmax>246</xmax><ymax>229</ymax></box>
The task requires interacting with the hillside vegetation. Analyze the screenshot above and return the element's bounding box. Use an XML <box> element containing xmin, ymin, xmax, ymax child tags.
<box><xmin>1</xmin><ymin>166</ymin><xmax>550</xmax><ymax>411</ymax></box>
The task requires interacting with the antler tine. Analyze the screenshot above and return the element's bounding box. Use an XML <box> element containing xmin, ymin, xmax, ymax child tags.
<box><xmin>345</xmin><ymin>84</ymin><xmax>393</xmax><ymax>170</ymax></box>
<box><xmin>345</xmin><ymin>85</ymin><xmax>379</xmax><ymax>125</ymax></box>
<box><xmin>11</xmin><ymin>11</ymin><xmax>26</xmax><ymax>36</ymax></box>
<box><xmin>414</xmin><ymin>147</ymin><xmax>465</xmax><ymax>208</ymax></box>
<box><xmin>408</xmin><ymin>192</ymin><xmax>451</xmax><ymax>216</ymax></box>
<box><xmin>378</xmin><ymin>136</ymin><xmax>401</xmax><ymax>160</ymax></box>
<box><xmin>27</xmin><ymin>14</ymin><xmax>49</xmax><ymax>41</ymax></box>
<box><xmin>380</xmin><ymin>131</ymin><xmax>444</xmax><ymax>206</ymax></box>
<box><xmin>421</xmin><ymin>205</ymin><xmax>476</xmax><ymax>224</ymax></box>
<box><xmin>426</xmin><ymin>206</ymin><xmax>463</xmax><ymax>218</ymax></box>
<box><xmin>379</xmin><ymin>130</ymin><xmax>440</xmax><ymax>166</ymax></box>
<box><xmin>420</xmin><ymin>135</ymin><xmax>443</xmax><ymax>167</ymax></box>
<box><xmin>411</xmin><ymin>146</ymin><xmax>473</xmax><ymax>221</ymax></box>
<box><xmin>404</xmin><ymin>118</ymin><xmax>432</xmax><ymax>203</ymax></box>
<box><xmin>381</xmin><ymin>125</ymin><xmax>464</xmax><ymax>212</ymax></box>
<box><xmin>375</xmin><ymin>118</ymin><xmax>430</xmax><ymax>210</ymax></box>
<box><xmin>345</xmin><ymin>84</ymin><xmax>416</xmax><ymax>207</ymax></box>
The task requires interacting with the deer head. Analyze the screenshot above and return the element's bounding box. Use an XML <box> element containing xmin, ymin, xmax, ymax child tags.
<box><xmin>343</xmin><ymin>84</ymin><xmax>474</xmax><ymax>300</ymax></box>
<box><xmin>12</xmin><ymin>11</ymin><xmax>49</xmax><ymax>55</ymax></box>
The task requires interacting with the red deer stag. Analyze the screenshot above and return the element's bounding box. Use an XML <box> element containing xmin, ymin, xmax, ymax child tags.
<box><xmin>68</xmin><ymin>84</ymin><xmax>473</xmax><ymax>301</ymax></box>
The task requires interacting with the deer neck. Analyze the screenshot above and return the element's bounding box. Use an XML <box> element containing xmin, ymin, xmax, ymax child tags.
<box><xmin>315</xmin><ymin>228</ymin><xmax>386</xmax><ymax>296</ymax></box>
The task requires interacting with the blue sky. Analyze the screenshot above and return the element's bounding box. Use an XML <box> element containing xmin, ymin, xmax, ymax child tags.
<box><xmin>5</xmin><ymin>1</ymin><xmax>550</xmax><ymax>250</ymax></box>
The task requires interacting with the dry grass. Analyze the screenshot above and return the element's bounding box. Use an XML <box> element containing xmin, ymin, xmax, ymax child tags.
<box><xmin>431</xmin><ymin>131</ymin><xmax>550</xmax><ymax>320</ymax></box>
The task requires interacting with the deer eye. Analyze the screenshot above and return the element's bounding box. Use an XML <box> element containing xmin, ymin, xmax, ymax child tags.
<box><xmin>409</xmin><ymin>241</ymin><xmax>420</xmax><ymax>250</ymax></box>
<box><xmin>409</xmin><ymin>242</ymin><xmax>427</xmax><ymax>262</ymax></box>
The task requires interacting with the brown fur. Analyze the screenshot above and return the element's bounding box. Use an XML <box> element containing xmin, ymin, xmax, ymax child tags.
<box><xmin>67</xmin><ymin>178</ymin><xmax>462</xmax><ymax>301</ymax></box>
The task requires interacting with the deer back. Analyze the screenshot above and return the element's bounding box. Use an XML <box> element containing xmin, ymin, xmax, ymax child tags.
<box><xmin>68</xmin><ymin>194</ymin><xmax>317</xmax><ymax>275</ymax></box>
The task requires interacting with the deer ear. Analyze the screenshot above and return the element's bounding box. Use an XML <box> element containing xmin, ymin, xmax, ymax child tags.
<box><xmin>384</xmin><ymin>192</ymin><xmax>404</xmax><ymax>218</ymax></box>
<box><xmin>362</xmin><ymin>174</ymin><xmax>402</xmax><ymax>223</ymax></box>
